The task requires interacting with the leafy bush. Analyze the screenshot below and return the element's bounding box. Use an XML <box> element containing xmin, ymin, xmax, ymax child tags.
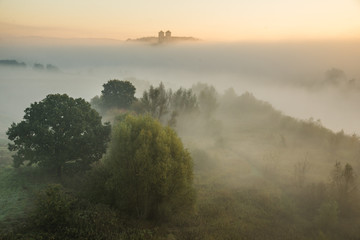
<box><xmin>103</xmin><ymin>114</ymin><xmax>195</xmax><ymax>220</ymax></box>
<box><xmin>33</xmin><ymin>184</ymin><xmax>76</xmax><ymax>231</ymax></box>
<box><xmin>5</xmin><ymin>184</ymin><xmax>126</xmax><ymax>240</ymax></box>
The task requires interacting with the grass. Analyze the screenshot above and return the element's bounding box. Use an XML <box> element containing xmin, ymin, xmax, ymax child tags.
<box><xmin>0</xmin><ymin>167</ymin><xmax>30</xmax><ymax>223</ymax></box>
<box><xmin>0</xmin><ymin>145</ymin><xmax>59</xmax><ymax>232</ymax></box>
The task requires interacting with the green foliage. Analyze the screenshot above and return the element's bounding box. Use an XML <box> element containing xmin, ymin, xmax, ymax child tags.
<box><xmin>170</xmin><ymin>88</ymin><xmax>198</xmax><ymax>114</ymax></box>
<box><xmin>168</xmin><ymin>87</ymin><xmax>198</xmax><ymax>126</ymax></box>
<box><xmin>7</xmin><ymin>94</ymin><xmax>111</xmax><ymax>176</ymax></box>
<box><xmin>34</xmin><ymin>184</ymin><xmax>76</xmax><ymax>230</ymax></box>
<box><xmin>8</xmin><ymin>184</ymin><xmax>125</xmax><ymax>240</ymax></box>
<box><xmin>330</xmin><ymin>162</ymin><xmax>359</xmax><ymax>216</ymax></box>
<box><xmin>104</xmin><ymin>114</ymin><xmax>195</xmax><ymax>219</ymax></box>
<box><xmin>100</xmin><ymin>79</ymin><xmax>136</xmax><ymax>110</ymax></box>
<box><xmin>0</xmin><ymin>143</ymin><xmax>12</xmax><ymax>168</ymax></box>
<box><xmin>0</xmin><ymin>164</ymin><xmax>63</xmax><ymax>236</ymax></box>
<box><xmin>331</xmin><ymin>162</ymin><xmax>357</xmax><ymax>198</ymax></box>
<box><xmin>5</xmin><ymin>82</ymin><xmax>360</xmax><ymax>239</ymax></box>
<box><xmin>171</xmin><ymin>188</ymin><xmax>303</xmax><ymax>240</ymax></box>
<box><xmin>82</xmin><ymin>161</ymin><xmax>113</xmax><ymax>204</ymax></box>
<box><xmin>192</xmin><ymin>83</ymin><xmax>218</xmax><ymax>117</ymax></box>
<box><xmin>314</xmin><ymin>200</ymin><xmax>339</xmax><ymax>231</ymax></box>
<box><xmin>119</xmin><ymin>228</ymin><xmax>157</xmax><ymax>240</ymax></box>
<box><xmin>141</xmin><ymin>82</ymin><xmax>171</xmax><ymax>120</ymax></box>
<box><xmin>90</xmin><ymin>95</ymin><xmax>103</xmax><ymax>113</ymax></box>
<box><xmin>140</xmin><ymin>83</ymin><xmax>198</xmax><ymax>126</ymax></box>
<box><xmin>0</xmin><ymin>168</ymin><xmax>31</xmax><ymax>228</ymax></box>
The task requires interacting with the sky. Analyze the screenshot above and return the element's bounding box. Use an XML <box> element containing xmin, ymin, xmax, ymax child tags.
<box><xmin>0</xmin><ymin>0</ymin><xmax>360</xmax><ymax>41</ymax></box>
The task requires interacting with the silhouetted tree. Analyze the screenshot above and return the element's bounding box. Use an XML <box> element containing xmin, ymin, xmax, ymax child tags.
<box><xmin>331</xmin><ymin>161</ymin><xmax>357</xmax><ymax>197</ymax></box>
<box><xmin>46</xmin><ymin>64</ymin><xmax>60</xmax><ymax>72</ymax></box>
<box><xmin>192</xmin><ymin>83</ymin><xmax>218</xmax><ymax>117</ymax></box>
<box><xmin>324</xmin><ymin>68</ymin><xmax>346</xmax><ymax>85</ymax></box>
<box><xmin>101</xmin><ymin>80</ymin><xmax>136</xmax><ymax>110</ymax></box>
<box><xmin>168</xmin><ymin>88</ymin><xmax>198</xmax><ymax>126</ymax></box>
<box><xmin>33</xmin><ymin>63</ymin><xmax>44</xmax><ymax>70</ymax></box>
<box><xmin>7</xmin><ymin>94</ymin><xmax>111</xmax><ymax>177</ymax></box>
<box><xmin>141</xmin><ymin>82</ymin><xmax>171</xmax><ymax>120</ymax></box>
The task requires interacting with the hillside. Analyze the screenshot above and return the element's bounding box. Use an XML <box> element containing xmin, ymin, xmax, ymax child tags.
<box><xmin>1</xmin><ymin>85</ymin><xmax>360</xmax><ymax>239</ymax></box>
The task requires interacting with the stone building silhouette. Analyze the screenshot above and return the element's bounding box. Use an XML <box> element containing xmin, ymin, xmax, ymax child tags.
<box><xmin>127</xmin><ymin>30</ymin><xmax>197</xmax><ymax>44</ymax></box>
<box><xmin>165</xmin><ymin>30</ymin><xmax>171</xmax><ymax>40</ymax></box>
<box><xmin>158</xmin><ymin>30</ymin><xmax>165</xmax><ymax>42</ymax></box>
<box><xmin>159</xmin><ymin>30</ymin><xmax>171</xmax><ymax>43</ymax></box>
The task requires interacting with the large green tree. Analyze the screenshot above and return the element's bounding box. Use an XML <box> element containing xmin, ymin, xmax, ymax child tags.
<box><xmin>100</xmin><ymin>79</ymin><xmax>136</xmax><ymax>110</ymax></box>
<box><xmin>7</xmin><ymin>94</ymin><xmax>111</xmax><ymax>176</ymax></box>
<box><xmin>103</xmin><ymin>114</ymin><xmax>195</xmax><ymax>219</ymax></box>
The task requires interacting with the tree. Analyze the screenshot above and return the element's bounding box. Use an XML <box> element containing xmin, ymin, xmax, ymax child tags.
<box><xmin>7</xmin><ymin>94</ymin><xmax>111</xmax><ymax>176</ymax></box>
<box><xmin>331</xmin><ymin>161</ymin><xmax>357</xmax><ymax>197</ymax></box>
<box><xmin>141</xmin><ymin>82</ymin><xmax>171</xmax><ymax>120</ymax></box>
<box><xmin>330</xmin><ymin>161</ymin><xmax>359</xmax><ymax>216</ymax></box>
<box><xmin>324</xmin><ymin>68</ymin><xmax>346</xmax><ymax>85</ymax></box>
<box><xmin>100</xmin><ymin>80</ymin><xmax>136</xmax><ymax>110</ymax></box>
<box><xmin>140</xmin><ymin>83</ymin><xmax>198</xmax><ymax>126</ymax></box>
<box><xmin>103</xmin><ymin>114</ymin><xmax>195</xmax><ymax>219</ymax></box>
<box><xmin>192</xmin><ymin>83</ymin><xmax>218</xmax><ymax>117</ymax></box>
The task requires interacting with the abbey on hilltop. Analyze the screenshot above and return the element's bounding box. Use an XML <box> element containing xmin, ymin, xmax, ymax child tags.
<box><xmin>127</xmin><ymin>30</ymin><xmax>198</xmax><ymax>44</ymax></box>
<box><xmin>158</xmin><ymin>30</ymin><xmax>172</xmax><ymax>43</ymax></box>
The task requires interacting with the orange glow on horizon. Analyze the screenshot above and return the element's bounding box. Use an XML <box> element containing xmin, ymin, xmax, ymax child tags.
<box><xmin>1</xmin><ymin>0</ymin><xmax>359</xmax><ymax>42</ymax></box>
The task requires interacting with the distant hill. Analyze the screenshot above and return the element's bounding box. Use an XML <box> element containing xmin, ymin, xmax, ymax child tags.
<box><xmin>127</xmin><ymin>36</ymin><xmax>199</xmax><ymax>44</ymax></box>
<box><xmin>127</xmin><ymin>31</ymin><xmax>199</xmax><ymax>44</ymax></box>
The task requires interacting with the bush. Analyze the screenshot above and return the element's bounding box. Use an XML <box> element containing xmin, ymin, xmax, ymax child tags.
<box><xmin>10</xmin><ymin>184</ymin><xmax>125</xmax><ymax>240</ymax></box>
<box><xmin>104</xmin><ymin>114</ymin><xmax>195</xmax><ymax>220</ymax></box>
<box><xmin>33</xmin><ymin>184</ymin><xmax>76</xmax><ymax>231</ymax></box>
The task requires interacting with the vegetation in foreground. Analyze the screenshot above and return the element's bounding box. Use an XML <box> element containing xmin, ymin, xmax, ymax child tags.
<box><xmin>1</xmin><ymin>80</ymin><xmax>360</xmax><ymax>239</ymax></box>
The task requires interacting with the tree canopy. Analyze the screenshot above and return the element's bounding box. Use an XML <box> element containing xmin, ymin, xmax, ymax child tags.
<box><xmin>7</xmin><ymin>94</ymin><xmax>111</xmax><ymax>176</ymax></box>
<box><xmin>141</xmin><ymin>82</ymin><xmax>170</xmax><ymax>120</ymax></box>
<box><xmin>103</xmin><ymin>114</ymin><xmax>195</xmax><ymax>219</ymax></box>
<box><xmin>100</xmin><ymin>80</ymin><xmax>136</xmax><ymax>110</ymax></box>
<box><xmin>141</xmin><ymin>82</ymin><xmax>198</xmax><ymax>126</ymax></box>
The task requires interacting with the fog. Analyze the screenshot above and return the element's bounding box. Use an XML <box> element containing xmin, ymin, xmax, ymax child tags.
<box><xmin>1</xmin><ymin>39</ymin><xmax>360</xmax><ymax>137</ymax></box>
<box><xmin>2</xmin><ymin>39</ymin><xmax>360</xmax><ymax>239</ymax></box>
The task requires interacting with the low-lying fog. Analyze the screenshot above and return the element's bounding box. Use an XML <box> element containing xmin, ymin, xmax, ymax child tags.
<box><xmin>1</xmin><ymin>40</ymin><xmax>360</xmax><ymax>136</ymax></box>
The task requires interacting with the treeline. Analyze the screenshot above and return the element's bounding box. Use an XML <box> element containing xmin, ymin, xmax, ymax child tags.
<box><xmin>90</xmin><ymin>80</ymin><xmax>216</xmax><ymax>127</ymax></box>
<box><xmin>0</xmin><ymin>60</ymin><xmax>26</xmax><ymax>68</ymax></box>
<box><xmin>0</xmin><ymin>59</ymin><xmax>60</xmax><ymax>72</ymax></box>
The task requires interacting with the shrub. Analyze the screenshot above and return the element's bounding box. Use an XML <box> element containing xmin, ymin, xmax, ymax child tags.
<box><xmin>104</xmin><ymin>114</ymin><xmax>195</xmax><ymax>219</ymax></box>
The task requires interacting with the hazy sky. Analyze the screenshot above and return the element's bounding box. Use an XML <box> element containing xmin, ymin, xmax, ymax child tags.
<box><xmin>0</xmin><ymin>0</ymin><xmax>360</xmax><ymax>41</ymax></box>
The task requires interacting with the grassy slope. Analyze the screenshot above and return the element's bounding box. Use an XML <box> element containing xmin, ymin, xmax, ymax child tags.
<box><xmin>0</xmin><ymin>142</ymin><xmax>58</xmax><ymax>233</ymax></box>
<box><xmin>174</xmin><ymin>92</ymin><xmax>360</xmax><ymax>239</ymax></box>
